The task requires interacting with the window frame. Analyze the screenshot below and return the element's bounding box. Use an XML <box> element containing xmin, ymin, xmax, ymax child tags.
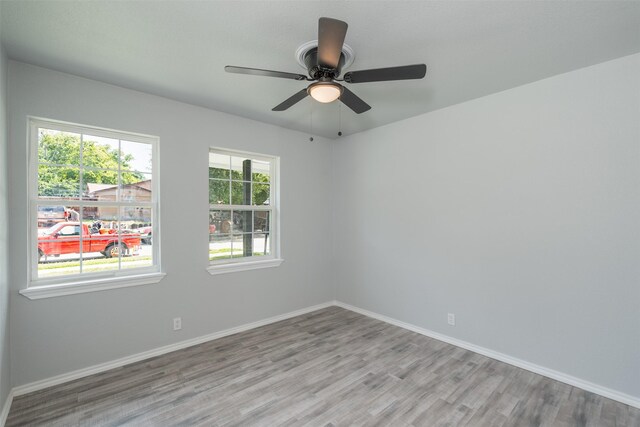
<box><xmin>21</xmin><ymin>117</ymin><xmax>164</xmax><ymax>299</ymax></box>
<box><xmin>207</xmin><ymin>146</ymin><xmax>282</xmax><ymax>275</ymax></box>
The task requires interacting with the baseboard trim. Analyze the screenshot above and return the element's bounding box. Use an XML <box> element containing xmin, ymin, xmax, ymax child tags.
<box><xmin>334</xmin><ymin>301</ymin><xmax>640</xmax><ymax>409</ymax></box>
<box><xmin>0</xmin><ymin>390</ymin><xmax>13</xmax><ymax>427</ymax></box>
<box><xmin>9</xmin><ymin>300</ymin><xmax>639</xmax><ymax>411</ymax></box>
<box><xmin>12</xmin><ymin>301</ymin><xmax>334</xmax><ymax>397</ymax></box>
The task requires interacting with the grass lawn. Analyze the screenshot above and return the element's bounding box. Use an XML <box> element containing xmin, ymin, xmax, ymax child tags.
<box><xmin>39</xmin><ymin>255</ymin><xmax>152</xmax><ymax>270</ymax></box>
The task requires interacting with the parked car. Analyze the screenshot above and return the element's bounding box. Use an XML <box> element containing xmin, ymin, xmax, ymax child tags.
<box><xmin>137</xmin><ymin>226</ymin><xmax>152</xmax><ymax>245</ymax></box>
<box><xmin>37</xmin><ymin>205</ymin><xmax>69</xmax><ymax>228</ymax></box>
<box><xmin>37</xmin><ymin>222</ymin><xmax>141</xmax><ymax>261</ymax></box>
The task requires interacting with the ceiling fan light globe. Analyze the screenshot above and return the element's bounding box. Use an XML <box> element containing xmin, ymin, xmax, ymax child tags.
<box><xmin>309</xmin><ymin>84</ymin><xmax>342</xmax><ymax>103</ymax></box>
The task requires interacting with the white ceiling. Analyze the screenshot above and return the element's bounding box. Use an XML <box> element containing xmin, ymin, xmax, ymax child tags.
<box><xmin>2</xmin><ymin>1</ymin><xmax>639</xmax><ymax>139</ymax></box>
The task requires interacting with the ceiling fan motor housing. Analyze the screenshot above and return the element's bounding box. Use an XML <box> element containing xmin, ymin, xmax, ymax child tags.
<box><xmin>225</xmin><ymin>17</ymin><xmax>426</xmax><ymax>114</ymax></box>
<box><xmin>303</xmin><ymin>47</ymin><xmax>346</xmax><ymax>79</ymax></box>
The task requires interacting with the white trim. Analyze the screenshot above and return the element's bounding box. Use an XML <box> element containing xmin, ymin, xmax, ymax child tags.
<box><xmin>208</xmin><ymin>147</ymin><xmax>280</xmax><ymax>268</ymax></box>
<box><xmin>8</xmin><ymin>301</ymin><xmax>639</xmax><ymax>411</ymax></box>
<box><xmin>27</xmin><ymin>116</ymin><xmax>162</xmax><ymax>290</ymax></box>
<box><xmin>208</xmin><ymin>204</ymin><xmax>272</xmax><ymax>211</ymax></box>
<box><xmin>36</xmin><ymin>200</ymin><xmax>154</xmax><ymax>207</ymax></box>
<box><xmin>0</xmin><ymin>389</ymin><xmax>13</xmax><ymax>427</ymax></box>
<box><xmin>207</xmin><ymin>258</ymin><xmax>283</xmax><ymax>275</ymax></box>
<box><xmin>333</xmin><ymin>301</ymin><xmax>640</xmax><ymax>410</ymax></box>
<box><xmin>29</xmin><ymin>117</ymin><xmax>157</xmax><ymax>144</ymax></box>
<box><xmin>20</xmin><ymin>272</ymin><xmax>166</xmax><ymax>300</ymax></box>
<box><xmin>209</xmin><ymin>146</ymin><xmax>276</xmax><ymax>164</ymax></box>
<box><xmin>11</xmin><ymin>301</ymin><xmax>333</xmax><ymax>396</ymax></box>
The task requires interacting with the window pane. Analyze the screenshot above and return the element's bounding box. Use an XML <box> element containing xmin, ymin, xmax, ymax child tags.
<box><xmin>82</xmin><ymin>169</ymin><xmax>118</xmax><ymax>201</ymax></box>
<box><xmin>210</xmin><ymin>179</ymin><xmax>230</xmax><ymax>205</ymax></box>
<box><xmin>208</xmin><ymin>149</ymin><xmax>276</xmax><ymax>267</ymax></box>
<box><xmin>209</xmin><ymin>153</ymin><xmax>230</xmax><ymax>179</ymax></box>
<box><xmin>121</xmin><ymin>206</ymin><xmax>151</xmax><ymax>224</ymax></box>
<box><xmin>32</xmin><ymin>120</ymin><xmax>159</xmax><ymax>283</ymax></box>
<box><xmin>232</xmin><ymin>234</ymin><xmax>253</xmax><ymax>258</ymax></box>
<box><xmin>83</xmin><ymin>169</ymin><xmax>119</xmax><ymax>202</ymax></box>
<box><xmin>254</xmin><ymin>211</ymin><xmax>270</xmax><ymax>232</ymax></box>
<box><xmin>134</xmin><ymin>222</ymin><xmax>153</xmax><ymax>245</ymax></box>
<box><xmin>36</xmin><ymin>211</ymin><xmax>85</xmax><ymax>277</ymax></box>
<box><xmin>231</xmin><ymin>181</ymin><xmax>251</xmax><ymax>205</ymax></box>
<box><xmin>253</xmin><ymin>233</ymin><xmax>271</xmax><ymax>256</ymax></box>
<box><xmin>38</xmin><ymin>128</ymin><xmax>81</xmax><ymax>166</ymax></box>
<box><xmin>209</xmin><ymin>234</ymin><xmax>232</xmax><ymax>261</ymax></box>
<box><xmin>209</xmin><ymin>210</ymin><xmax>232</xmax><ymax>235</ymax></box>
<box><xmin>58</xmin><ymin>224</ymin><xmax>81</xmax><ymax>236</ymax></box>
<box><xmin>37</xmin><ymin>204</ymin><xmax>72</xmax><ymax>229</ymax></box>
<box><xmin>66</xmin><ymin>206</ymin><xmax>80</xmax><ymax>222</ymax></box>
<box><xmin>252</xmin><ymin>160</ymin><xmax>270</xmax><ymax>183</ymax></box>
<box><xmin>233</xmin><ymin>210</ymin><xmax>252</xmax><ymax>233</ymax></box>
<box><xmin>231</xmin><ymin>156</ymin><xmax>252</xmax><ymax>180</ymax></box>
<box><xmin>121</xmin><ymin>140</ymin><xmax>152</xmax><ymax>173</ymax></box>
<box><xmin>120</xmin><ymin>207</ymin><xmax>150</xmax><ymax>270</ymax></box>
<box><xmin>252</xmin><ymin>183</ymin><xmax>270</xmax><ymax>206</ymax></box>
<box><xmin>120</xmin><ymin>173</ymin><xmax>152</xmax><ymax>202</ymax></box>
<box><xmin>81</xmin><ymin>205</ymin><xmax>119</xmax><ymax>232</ymax></box>
<box><xmin>79</xmin><ymin>206</ymin><xmax>120</xmax><ymax>274</ymax></box>
<box><xmin>37</xmin><ymin>238</ymin><xmax>81</xmax><ymax>278</ymax></box>
<box><xmin>80</xmin><ymin>245</ymin><xmax>120</xmax><ymax>274</ymax></box>
<box><xmin>82</xmin><ymin>135</ymin><xmax>120</xmax><ymax>170</ymax></box>
<box><xmin>38</xmin><ymin>165</ymin><xmax>81</xmax><ymax>199</ymax></box>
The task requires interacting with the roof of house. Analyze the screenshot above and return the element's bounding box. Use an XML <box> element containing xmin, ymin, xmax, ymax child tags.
<box><xmin>86</xmin><ymin>180</ymin><xmax>152</xmax><ymax>194</ymax></box>
<box><xmin>86</xmin><ymin>183</ymin><xmax>116</xmax><ymax>194</ymax></box>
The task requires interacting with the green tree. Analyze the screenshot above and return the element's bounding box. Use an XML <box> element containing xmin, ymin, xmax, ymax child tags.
<box><xmin>208</xmin><ymin>166</ymin><xmax>270</xmax><ymax>206</ymax></box>
<box><xmin>38</xmin><ymin>132</ymin><xmax>144</xmax><ymax>197</ymax></box>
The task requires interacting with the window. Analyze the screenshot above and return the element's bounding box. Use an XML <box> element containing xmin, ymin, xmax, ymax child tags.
<box><xmin>208</xmin><ymin>148</ymin><xmax>282</xmax><ymax>274</ymax></box>
<box><xmin>22</xmin><ymin>118</ymin><xmax>164</xmax><ymax>299</ymax></box>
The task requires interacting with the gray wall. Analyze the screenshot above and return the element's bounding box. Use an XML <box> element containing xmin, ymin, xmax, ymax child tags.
<box><xmin>5</xmin><ymin>52</ymin><xmax>640</xmax><ymax>403</ymax></box>
<box><xmin>0</xmin><ymin>26</ymin><xmax>12</xmax><ymax>407</ymax></box>
<box><xmin>333</xmin><ymin>53</ymin><xmax>640</xmax><ymax>398</ymax></box>
<box><xmin>7</xmin><ymin>61</ymin><xmax>335</xmax><ymax>386</ymax></box>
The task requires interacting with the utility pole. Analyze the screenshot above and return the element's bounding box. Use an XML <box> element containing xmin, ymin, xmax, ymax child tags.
<box><xmin>242</xmin><ymin>159</ymin><xmax>253</xmax><ymax>257</ymax></box>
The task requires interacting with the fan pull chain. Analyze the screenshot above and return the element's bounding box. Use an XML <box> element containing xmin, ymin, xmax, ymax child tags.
<box><xmin>309</xmin><ymin>98</ymin><xmax>314</xmax><ymax>142</ymax></box>
<box><xmin>338</xmin><ymin>101</ymin><xmax>343</xmax><ymax>137</ymax></box>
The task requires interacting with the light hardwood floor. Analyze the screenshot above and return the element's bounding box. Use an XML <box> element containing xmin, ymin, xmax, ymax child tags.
<box><xmin>7</xmin><ymin>306</ymin><xmax>640</xmax><ymax>426</ymax></box>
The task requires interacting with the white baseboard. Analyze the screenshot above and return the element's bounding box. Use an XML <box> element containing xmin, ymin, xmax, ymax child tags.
<box><xmin>12</xmin><ymin>301</ymin><xmax>334</xmax><ymax>397</ymax></box>
<box><xmin>0</xmin><ymin>389</ymin><xmax>13</xmax><ymax>427</ymax></box>
<box><xmin>334</xmin><ymin>301</ymin><xmax>640</xmax><ymax>410</ymax></box>
<box><xmin>8</xmin><ymin>300</ymin><xmax>639</xmax><ymax>413</ymax></box>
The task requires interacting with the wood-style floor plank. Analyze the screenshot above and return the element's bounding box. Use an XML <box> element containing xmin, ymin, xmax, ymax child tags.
<box><xmin>7</xmin><ymin>307</ymin><xmax>640</xmax><ymax>426</ymax></box>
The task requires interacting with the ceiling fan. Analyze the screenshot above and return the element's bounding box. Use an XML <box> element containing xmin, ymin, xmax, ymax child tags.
<box><xmin>225</xmin><ymin>17</ymin><xmax>427</xmax><ymax>114</ymax></box>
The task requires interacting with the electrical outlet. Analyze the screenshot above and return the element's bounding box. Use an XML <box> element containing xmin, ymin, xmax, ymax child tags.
<box><xmin>173</xmin><ymin>317</ymin><xmax>182</xmax><ymax>331</ymax></box>
<box><xmin>447</xmin><ymin>313</ymin><xmax>456</xmax><ymax>326</ymax></box>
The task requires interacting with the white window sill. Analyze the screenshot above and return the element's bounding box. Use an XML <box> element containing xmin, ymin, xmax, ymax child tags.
<box><xmin>207</xmin><ymin>258</ymin><xmax>284</xmax><ymax>275</ymax></box>
<box><xmin>20</xmin><ymin>272</ymin><xmax>166</xmax><ymax>300</ymax></box>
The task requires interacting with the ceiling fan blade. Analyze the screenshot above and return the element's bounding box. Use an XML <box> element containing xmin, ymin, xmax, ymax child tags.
<box><xmin>317</xmin><ymin>17</ymin><xmax>348</xmax><ymax>70</ymax></box>
<box><xmin>272</xmin><ymin>89</ymin><xmax>309</xmax><ymax>111</ymax></box>
<box><xmin>344</xmin><ymin>64</ymin><xmax>427</xmax><ymax>83</ymax></box>
<box><xmin>340</xmin><ymin>86</ymin><xmax>371</xmax><ymax>114</ymax></box>
<box><xmin>225</xmin><ymin>66</ymin><xmax>307</xmax><ymax>81</ymax></box>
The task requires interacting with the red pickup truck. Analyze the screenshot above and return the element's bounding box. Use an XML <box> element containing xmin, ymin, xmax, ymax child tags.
<box><xmin>38</xmin><ymin>222</ymin><xmax>141</xmax><ymax>261</ymax></box>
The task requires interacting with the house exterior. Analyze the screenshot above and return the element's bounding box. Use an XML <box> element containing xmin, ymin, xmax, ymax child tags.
<box><xmin>85</xmin><ymin>180</ymin><xmax>152</xmax><ymax>223</ymax></box>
